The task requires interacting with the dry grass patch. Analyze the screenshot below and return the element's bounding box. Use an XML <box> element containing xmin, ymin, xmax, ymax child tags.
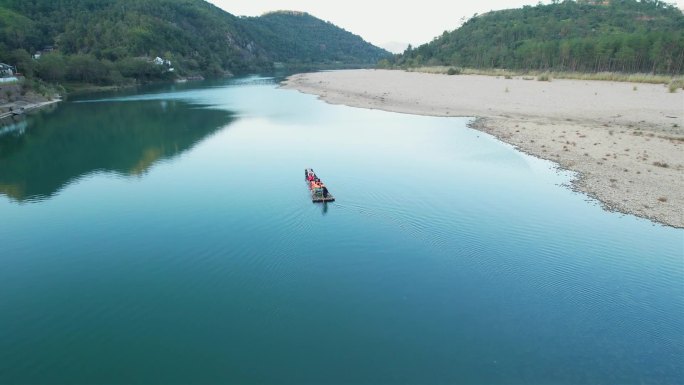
<box><xmin>668</xmin><ymin>79</ymin><xmax>684</xmax><ymax>93</ymax></box>
<box><xmin>537</xmin><ymin>73</ymin><xmax>552</xmax><ymax>81</ymax></box>
<box><xmin>403</xmin><ymin>66</ymin><xmax>682</xmax><ymax>85</ymax></box>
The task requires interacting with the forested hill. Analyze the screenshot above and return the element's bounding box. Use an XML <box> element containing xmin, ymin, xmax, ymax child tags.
<box><xmin>392</xmin><ymin>0</ymin><xmax>684</xmax><ymax>74</ymax></box>
<box><xmin>242</xmin><ymin>11</ymin><xmax>388</xmax><ymax>66</ymax></box>
<box><xmin>0</xmin><ymin>0</ymin><xmax>389</xmax><ymax>86</ymax></box>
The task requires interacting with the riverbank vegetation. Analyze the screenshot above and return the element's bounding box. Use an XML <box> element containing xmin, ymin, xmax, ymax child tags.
<box><xmin>402</xmin><ymin>66</ymin><xmax>684</xmax><ymax>87</ymax></box>
<box><xmin>0</xmin><ymin>0</ymin><xmax>388</xmax><ymax>90</ymax></box>
<box><xmin>384</xmin><ymin>0</ymin><xmax>684</xmax><ymax>76</ymax></box>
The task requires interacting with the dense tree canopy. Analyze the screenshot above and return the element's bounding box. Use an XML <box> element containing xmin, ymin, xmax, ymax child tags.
<box><xmin>242</xmin><ymin>11</ymin><xmax>388</xmax><ymax>66</ymax></box>
<box><xmin>391</xmin><ymin>0</ymin><xmax>684</xmax><ymax>74</ymax></box>
<box><xmin>0</xmin><ymin>0</ymin><xmax>388</xmax><ymax>87</ymax></box>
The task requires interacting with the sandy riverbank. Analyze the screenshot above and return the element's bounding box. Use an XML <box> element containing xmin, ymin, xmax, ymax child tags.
<box><xmin>0</xmin><ymin>82</ymin><xmax>61</xmax><ymax>122</ymax></box>
<box><xmin>0</xmin><ymin>99</ymin><xmax>61</xmax><ymax>121</ymax></box>
<box><xmin>283</xmin><ymin>69</ymin><xmax>684</xmax><ymax>228</ymax></box>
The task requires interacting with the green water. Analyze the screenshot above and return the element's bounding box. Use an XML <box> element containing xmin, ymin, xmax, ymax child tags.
<box><xmin>0</xmin><ymin>98</ymin><xmax>232</xmax><ymax>201</ymax></box>
<box><xmin>0</xmin><ymin>77</ymin><xmax>682</xmax><ymax>384</ymax></box>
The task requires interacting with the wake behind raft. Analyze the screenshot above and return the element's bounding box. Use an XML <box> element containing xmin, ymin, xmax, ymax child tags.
<box><xmin>305</xmin><ymin>168</ymin><xmax>335</xmax><ymax>203</ymax></box>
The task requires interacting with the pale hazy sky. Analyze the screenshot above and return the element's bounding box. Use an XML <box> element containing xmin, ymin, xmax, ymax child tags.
<box><xmin>208</xmin><ymin>0</ymin><xmax>684</xmax><ymax>52</ymax></box>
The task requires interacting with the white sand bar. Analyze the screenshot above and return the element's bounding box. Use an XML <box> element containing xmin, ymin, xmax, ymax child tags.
<box><xmin>283</xmin><ymin>69</ymin><xmax>684</xmax><ymax>227</ymax></box>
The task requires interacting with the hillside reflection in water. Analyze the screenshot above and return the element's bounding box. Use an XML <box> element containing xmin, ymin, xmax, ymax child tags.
<box><xmin>0</xmin><ymin>99</ymin><xmax>234</xmax><ymax>202</ymax></box>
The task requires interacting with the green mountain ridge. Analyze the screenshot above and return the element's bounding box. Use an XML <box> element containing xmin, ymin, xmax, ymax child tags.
<box><xmin>0</xmin><ymin>0</ymin><xmax>389</xmax><ymax>87</ymax></box>
<box><xmin>242</xmin><ymin>11</ymin><xmax>388</xmax><ymax>66</ymax></box>
<box><xmin>390</xmin><ymin>0</ymin><xmax>684</xmax><ymax>74</ymax></box>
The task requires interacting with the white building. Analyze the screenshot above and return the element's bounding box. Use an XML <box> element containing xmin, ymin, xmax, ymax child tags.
<box><xmin>0</xmin><ymin>63</ymin><xmax>15</xmax><ymax>77</ymax></box>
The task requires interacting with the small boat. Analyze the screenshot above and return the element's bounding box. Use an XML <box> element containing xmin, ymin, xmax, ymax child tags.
<box><xmin>305</xmin><ymin>168</ymin><xmax>335</xmax><ymax>203</ymax></box>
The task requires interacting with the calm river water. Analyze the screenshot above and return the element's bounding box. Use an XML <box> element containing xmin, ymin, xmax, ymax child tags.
<box><xmin>0</xmin><ymin>77</ymin><xmax>682</xmax><ymax>384</ymax></box>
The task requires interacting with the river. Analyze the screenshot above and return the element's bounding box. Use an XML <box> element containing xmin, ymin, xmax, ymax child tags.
<box><xmin>0</xmin><ymin>76</ymin><xmax>682</xmax><ymax>384</ymax></box>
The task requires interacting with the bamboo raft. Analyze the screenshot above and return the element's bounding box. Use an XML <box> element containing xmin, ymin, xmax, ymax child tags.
<box><xmin>305</xmin><ymin>169</ymin><xmax>335</xmax><ymax>203</ymax></box>
<box><xmin>312</xmin><ymin>194</ymin><xmax>335</xmax><ymax>203</ymax></box>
